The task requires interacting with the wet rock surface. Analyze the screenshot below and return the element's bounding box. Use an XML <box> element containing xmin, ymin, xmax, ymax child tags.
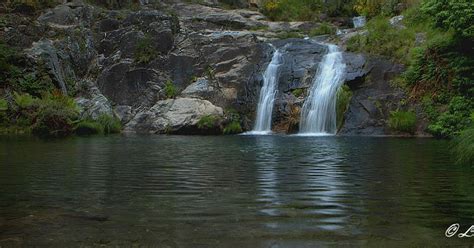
<box><xmin>4</xmin><ymin>0</ymin><xmax>420</xmax><ymax>135</ymax></box>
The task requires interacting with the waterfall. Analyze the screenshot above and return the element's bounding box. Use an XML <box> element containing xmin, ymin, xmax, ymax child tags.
<box><xmin>353</xmin><ymin>16</ymin><xmax>366</xmax><ymax>28</ymax></box>
<box><xmin>250</xmin><ymin>47</ymin><xmax>283</xmax><ymax>135</ymax></box>
<box><xmin>299</xmin><ymin>44</ymin><xmax>346</xmax><ymax>135</ymax></box>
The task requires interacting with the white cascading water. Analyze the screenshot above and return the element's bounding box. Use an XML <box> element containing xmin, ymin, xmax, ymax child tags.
<box><xmin>250</xmin><ymin>47</ymin><xmax>282</xmax><ymax>134</ymax></box>
<box><xmin>353</xmin><ymin>16</ymin><xmax>366</xmax><ymax>28</ymax></box>
<box><xmin>299</xmin><ymin>44</ymin><xmax>346</xmax><ymax>135</ymax></box>
<box><xmin>250</xmin><ymin>47</ymin><xmax>283</xmax><ymax>134</ymax></box>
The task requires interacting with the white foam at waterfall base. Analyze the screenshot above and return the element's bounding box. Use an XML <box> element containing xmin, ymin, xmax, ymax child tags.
<box><xmin>244</xmin><ymin>47</ymin><xmax>283</xmax><ymax>136</ymax></box>
<box><xmin>299</xmin><ymin>44</ymin><xmax>346</xmax><ymax>136</ymax></box>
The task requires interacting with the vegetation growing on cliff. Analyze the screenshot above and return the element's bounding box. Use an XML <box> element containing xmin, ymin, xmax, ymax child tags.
<box><xmin>388</xmin><ymin>110</ymin><xmax>416</xmax><ymax>134</ymax></box>
<box><xmin>336</xmin><ymin>85</ymin><xmax>352</xmax><ymax>130</ymax></box>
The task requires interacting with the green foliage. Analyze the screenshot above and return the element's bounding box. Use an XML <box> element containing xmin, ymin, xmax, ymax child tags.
<box><xmin>403</xmin><ymin>35</ymin><xmax>474</xmax><ymax>98</ymax></box>
<box><xmin>223</xmin><ymin>121</ymin><xmax>242</xmax><ymax>134</ymax></box>
<box><xmin>275</xmin><ymin>31</ymin><xmax>304</xmax><ymax>39</ymax></box>
<box><xmin>427</xmin><ymin>96</ymin><xmax>473</xmax><ymax>138</ymax></box>
<box><xmin>75</xmin><ymin>119</ymin><xmax>104</xmax><ymax>135</ymax></box>
<box><xmin>17</xmin><ymin>72</ymin><xmax>54</xmax><ymax>97</ymax></box>
<box><xmin>0</xmin><ymin>99</ymin><xmax>7</xmax><ymax>111</ymax></box>
<box><xmin>336</xmin><ymin>85</ymin><xmax>352</xmax><ymax>130</ymax></box>
<box><xmin>97</xmin><ymin>114</ymin><xmax>121</xmax><ymax>134</ymax></box>
<box><xmin>134</xmin><ymin>35</ymin><xmax>157</xmax><ymax>64</ymax></box>
<box><xmin>353</xmin><ymin>0</ymin><xmax>417</xmax><ymax>17</ymax></box>
<box><xmin>309</xmin><ymin>22</ymin><xmax>336</xmax><ymax>36</ymax></box>
<box><xmin>450</xmin><ymin>125</ymin><xmax>474</xmax><ymax>166</ymax></box>
<box><xmin>197</xmin><ymin>115</ymin><xmax>220</xmax><ymax>129</ymax></box>
<box><xmin>164</xmin><ymin>80</ymin><xmax>177</xmax><ymax>99</ymax></box>
<box><xmin>13</xmin><ymin>92</ymin><xmax>37</xmax><ymax>110</ymax></box>
<box><xmin>388</xmin><ymin>110</ymin><xmax>417</xmax><ymax>133</ymax></box>
<box><xmin>223</xmin><ymin>108</ymin><xmax>242</xmax><ymax>134</ymax></box>
<box><xmin>292</xmin><ymin>88</ymin><xmax>304</xmax><ymax>97</ymax></box>
<box><xmin>0</xmin><ymin>42</ymin><xmax>21</xmax><ymax>86</ymax></box>
<box><xmin>260</xmin><ymin>0</ymin><xmax>355</xmax><ymax>21</ymax></box>
<box><xmin>421</xmin><ymin>0</ymin><xmax>474</xmax><ymax>38</ymax></box>
<box><xmin>31</xmin><ymin>92</ymin><xmax>79</xmax><ymax>137</ymax></box>
<box><xmin>346</xmin><ymin>16</ymin><xmax>416</xmax><ymax>63</ymax></box>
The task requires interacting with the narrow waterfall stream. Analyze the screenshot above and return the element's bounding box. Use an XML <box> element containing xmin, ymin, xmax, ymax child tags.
<box><xmin>299</xmin><ymin>44</ymin><xmax>346</xmax><ymax>135</ymax></box>
<box><xmin>249</xmin><ymin>47</ymin><xmax>283</xmax><ymax>134</ymax></box>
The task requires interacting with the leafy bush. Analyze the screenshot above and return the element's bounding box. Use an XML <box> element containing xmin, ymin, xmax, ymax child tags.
<box><xmin>0</xmin><ymin>99</ymin><xmax>7</xmax><ymax>111</ymax></box>
<box><xmin>197</xmin><ymin>115</ymin><xmax>220</xmax><ymax>129</ymax></box>
<box><xmin>13</xmin><ymin>92</ymin><xmax>37</xmax><ymax>110</ymax></box>
<box><xmin>388</xmin><ymin>110</ymin><xmax>417</xmax><ymax>133</ymax></box>
<box><xmin>164</xmin><ymin>80</ymin><xmax>177</xmax><ymax>99</ymax></box>
<box><xmin>97</xmin><ymin>114</ymin><xmax>121</xmax><ymax>134</ymax></box>
<box><xmin>421</xmin><ymin>0</ymin><xmax>474</xmax><ymax>38</ymax></box>
<box><xmin>75</xmin><ymin>120</ymin><xmax>104</xmax><ymax>135</ymax></box>
<box><xmin>451</xmin><ymin>124</ymin><xmax>474</xmax><ymax>166</ymax></box>
<box><xmin>260</xmin><ymin>0</ymin><xmax>355</xmax><ymax>21</ymax></box>
<box><xmin>427</xmin><ymin>96</ymin><xmax>473</xmax><ymax>138</ymax></box>
<box><xmin>135</xmin><ymin>35</ymin><xmax>157</xmax><ymax>64</ymax></box>
<box><xmin>336</xmin><ymin>85</ymin><xmax>352</xmax><ymax>130</ymax></box>
<box><xmin>309</xmin><ymin>22</ymin><xmax>335</xmax><ymax>36</ymax></box>
<box><xmin>223</xmin><ymin>121</ymin><xmax>242</xmax><ymax>134</ymax></box>
<box><xmin>346</xmin><ymin>16</ymin><xmax>416</xmax><ymax>63</ymax></box>
<box><xmin>292</xmin><ymin>88</ymin><xmax>304</xmax><ymax>97</ymax></box>
<box><xmin>31</xmin><ymin>93</ymin><xmax>79</xmax><ymax>137</ymax></box>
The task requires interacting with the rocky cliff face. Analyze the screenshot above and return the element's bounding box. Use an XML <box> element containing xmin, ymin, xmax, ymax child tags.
<box><xmin>2</xmin><ymin>0</ymin><xmax>421</xmax><ymax>135</ymax></box>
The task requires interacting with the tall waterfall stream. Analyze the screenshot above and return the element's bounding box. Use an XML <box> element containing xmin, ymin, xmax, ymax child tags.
<box><xmin>299</xmin><ymin>44</ymin><xmax>346</xmax><ymax>135</ymax></box>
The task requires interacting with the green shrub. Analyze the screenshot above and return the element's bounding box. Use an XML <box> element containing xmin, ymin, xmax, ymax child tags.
<box><xmin>75</xmin><ymin>120</ymin><xmax>104</xmax><ymax>135</ymax></box>
<box><xmin>97</xmin><ymin>114</ymin><xmax>121</xmax><ymax>134</ymax></box>
<box><xmin>346</xmin><ymin>16</ymin><xmax>416</xmax><ymax>63</ymax></box>
<box><xmin>427</xmin><ymin>96</ymin><xmax>473</xmax><ymax>138</ymax></box>
<box><xmin>388</xmin><ymin>110</ymin><xmax>417</xmax><ymax>133</ymax></box>
<box><xmin>0</xmin><ymin>99</ymin><xmax>8</xmax><ymax>111</ymax></box>
<box><xmin>135</xmin><ymin>35</ymin><xmax>157</xmax><ymax>64</ymax></box>
<box><xmin>31</xmin><ymin>93</ymin><xmax>79</xmax><ymax>137</ymax></box>
<box><xmin>260</xmin><ymin>0</ymin><xmax>355</xmax><ymax>21</ymax></box>
<box><xmin>336</xmin><ymin>85</ymin><xmax>352</xmax><ymax>130</ymax></box>
<box><xmin>309</xmin><ymin>23</ymin><xmax>335</xmax><ymax>36</ymax></box>
<box><xmin>292</xmin><ymin>88</ymin><xmax>304</xmax><ymax>97</ymax></box>
<box><xmin>223</xmin><ymin>121</ymin><xmax>243</xmax><ymax>134</ymax></box>
<box><xmin>451</xmin><ymin>125</ymin><xmax>474</xmax><ymax>166</ymax></box>
<box><xmin>421</xmin><ymin>0</ymin><xmax>474</xmax><ymax>38</ymax></box>
<box><xmin>197</xmin><ymin>115</ymin><xmax>220</xmax><ymax>129</ymax></box>
<box><xmin>275</xmin><ymin>31</ymin><xmax>304</xmax><ymax>39</ymax></box>
<box><xmin>164</xmin><ymin>80</ymin><xmax>177</xmax><ymax>99</ymax></box>
<box><xmin>13</xmin><ymin>92</ymin><xmax>37</xmax><ymax>110</ymax></box>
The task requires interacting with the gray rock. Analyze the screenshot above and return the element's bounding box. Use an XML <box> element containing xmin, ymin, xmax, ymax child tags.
<box><xmin>125</xmin><ymin>98</ymin><xmax>224</xmax><ymax>134</ymax></box>
<box><xmin>389</xmin><ymin>15</ymin><xmax>405</xmax><ymax>29</ymax></box>
<box><xmin>37</xmin><ymin>3</ymin><xmax>93</xmax><ymax>27</ymax></box>
<box><xmin>181</xmin><ymin>78</ymin><xmax>214</xmax><ymax>97</ymax></box>
<box><xmin>415</xmin><ymin>32</ymin><xmax>426</xmax><ymax>45</ymax></box>
<box><xmin>115</xmin><ymin>105</ymin><xmax>133</xmax><ymax>123</ymax></box>
<box><xmin>97</xmin><ymin>61</ymin><xmax>161</xmax><ymax>107</ymax></box>
<box><xmin>339</xmin><ymin>56</ymin><xmax>406</xmax><ymax>135</ymax></box>
<box><xmin>75</xmin><ymin>86</ymin><xmax>114</xmax><ymax>120</ymax></box>
<box><xmin>26</xmin><ymin>40</ymin><xmax>74</xmax><ymax>94</ymax></box>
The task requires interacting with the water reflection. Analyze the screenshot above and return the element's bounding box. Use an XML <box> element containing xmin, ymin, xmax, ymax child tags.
<box><xmin>0</xmin><ymin>135</ymin><xmax>473</xmax><ymax>247</ymax></box>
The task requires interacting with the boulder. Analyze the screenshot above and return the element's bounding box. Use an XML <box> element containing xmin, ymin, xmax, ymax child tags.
<box><xmin>75</xmin><ymin>86</ymin><xmax>114</xmax><ymax>120</ymax></box>
<box><xmin>181</xmin><ymin>78</ymin><xmax>215</xmax><ymax>98</ymax></box>
<box><xmin>124</xmin><ymin>98</ymin><xmax>224</xmax><ymax>134</ymax></box>
<box><xmin>389</xmin><ymin>15</ymin><xmax>405</xmax><ymax>29</ymax></box>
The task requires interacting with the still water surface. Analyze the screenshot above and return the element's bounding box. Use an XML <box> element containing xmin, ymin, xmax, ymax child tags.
<box><xmin>0</xmin><ymin>135</ymin><xmax>473</xmax><ymax>247</ymax></box>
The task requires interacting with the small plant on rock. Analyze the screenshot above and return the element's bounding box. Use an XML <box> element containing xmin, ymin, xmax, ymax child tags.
<box><xmin>164</xmin><ymin>80</ymin><xmax>177</xmax><ymax>99</ymax></box>
<box><xmin>388</xmin><ymin>110</ymin><xmax>417</xmax><ymax>134</ymax></box>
